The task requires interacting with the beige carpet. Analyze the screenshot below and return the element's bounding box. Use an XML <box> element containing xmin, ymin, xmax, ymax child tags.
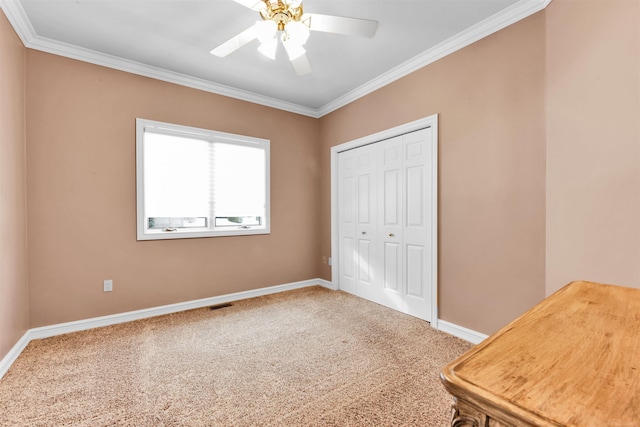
<box><xmin>0</xmin><ymin>286</ymin><xmax>473</xmax><ymax>426</ymax></box>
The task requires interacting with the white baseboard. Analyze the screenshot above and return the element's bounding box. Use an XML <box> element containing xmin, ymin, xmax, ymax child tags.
<box><xmin>316</xmin><ymin>278</ymin><xmax>337</xmax><ymax>290</ymax></box>
<box><xmin>0</xmin><ymin>278</ymin><xmax>332</xmax><ymax>380</ymax></box>
<box><xmin>0</xmin><ymin>332</ymin><xmax>30</xmax><ymax>380</ymax></box>
<box><xmin>437</xmin><ymin>320</ymin><xmax>489</xmax><ymax>344</ymax></box>
<box><xmin>1</xmin><ymin>278</ymin><xmax>486</xmax><ymax>380</ymax></box>
<box><xmin>28</xmin><ymin>279</ymin><xmax>333</xmax><ymax>340</ymax></box>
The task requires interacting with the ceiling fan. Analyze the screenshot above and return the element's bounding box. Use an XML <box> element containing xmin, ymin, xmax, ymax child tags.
<box><xmin>210</xmin><ymin>0</ymin><xmax>378</xmax><ymax>76</ymax></box>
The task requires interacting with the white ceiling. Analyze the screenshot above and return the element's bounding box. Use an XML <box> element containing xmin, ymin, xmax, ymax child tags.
<box><xmin>2</xmin><ymin>0</ymin><xmax>548</xmax><ymax>117</ymax></box>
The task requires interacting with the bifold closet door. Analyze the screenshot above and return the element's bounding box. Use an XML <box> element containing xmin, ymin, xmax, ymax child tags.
<box><xmin>378</xmin><ymin>135</ymin><xmax>404</xmax><ymax>311</ymax></box>
<box><xmin>338</xmin><ymin>143</ymin><xmax>381</xmax><ymax>305</ymax></box>
<box><xmin>401</xmin><ymin>129</ymin><xmax>433</xmax><ymax>321</ymax></box>
<box><xmin>377</xmin><ymin>129</ymin><xmax>433</xmax><ymax>321</ymax></box>
<box><xmin>338</xmin><ymin>127</ymin><xmax>433</xmax><ymax>322</ymax></box>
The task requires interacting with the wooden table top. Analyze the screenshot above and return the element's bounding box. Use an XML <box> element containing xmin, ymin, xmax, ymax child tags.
<box><xmin>440</xmin><ymin>280</ymin><xmax>640</xmax><ymax>426</ymax></box>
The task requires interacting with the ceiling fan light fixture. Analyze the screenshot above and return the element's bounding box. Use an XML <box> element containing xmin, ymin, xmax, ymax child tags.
<box><xmin>258</xmin><ymin>37</ymin><xmax>278</xmax><ymax>60</ymax></box>
<box><xmin>255</xmin><ymin>19</ymin><xmax>278</xmax><ymax>44</ymax></box>
<box><xmin>285</xmin><ymin>21</ymin><xmax>310</xmax><ymax>46</ymax></box>
<box><xmin>214</xmin><ymin>0</ymin><xmax>378</xmax><ymax>75</ymax></box>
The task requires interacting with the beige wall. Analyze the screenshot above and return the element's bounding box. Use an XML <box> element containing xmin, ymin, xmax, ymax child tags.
<box><xmin>2</xmin><ymin>0</ymin><xmax>639</xmax><ymax>358</ymax></box>
<box><xmin>0</xmin><ymin>11</ymin><xmax>29</xmax><ymax>360</ymax></box>
<box><xmin>26</xmin><ymin>51</ymin><xmax>321</xmax><ymax>327</ymax></box>
<box><xmin>546</xmin><ymin>0</ymin><xmax>640</xmax><ymax>294</ymax></box>
<box><xmin>320</xmin><ymin>13</ymin><xmax>547</xmax><ymax>335</ymax></box>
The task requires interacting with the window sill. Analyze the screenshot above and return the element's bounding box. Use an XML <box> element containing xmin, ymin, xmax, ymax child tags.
<box><xmin>137</xmin><ymin>227</ymin><xmax>270</xmax><ymax>241</ymax></box>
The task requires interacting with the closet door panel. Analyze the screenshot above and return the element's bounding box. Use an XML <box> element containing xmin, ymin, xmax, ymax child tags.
<box><xmin>383</xmin><ymin>242</ymin><xmax>401</xmax><ymax>292</ymax></box>
<box><xmin>379</xmin><ymin>137</ymin><xmax>403</xmax><ymax>308</ymax></box>
<box><xmin>357</xmin><ymin>174</ymin><xmax>373</xmax><ymax>225</ymax></box>
<box><xmin>406</xmin><ymin>166</ymin><xmax>424</xmax><ymax>227</ymax></box>
<box><xmin>406</xmin><ymin>244</ymin><xmax>425</xmax><ymax>298</ymax></box>
<box><xmin>338</xmin><ymin>150</ymin><xmax>357</xmax><ymax>294</ymax></box>
<box><xmin>342</xmin><ymin>237</ymin><xmax>355</xmax><ymax>281</ymax></box>
<box><xmin>355</xmin><ymin>144</ymin><xmax>380</xmax><ymax>303</ymax></box>
<box><xmin>403</xmin><ymin>128</ymin><xmax>433</xmax><ymax>321</ymax></box>
<box><xmin>384</xmin><ymin>170</ymin><xmax>400</xmax><ymax>226</ymax></box>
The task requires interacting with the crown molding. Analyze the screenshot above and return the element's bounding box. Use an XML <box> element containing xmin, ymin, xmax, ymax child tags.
<box><xmin>0</xmin><ymin>0</ymin><xmax>318</xmax><ymax>117</ymax></box>
<box><xmin>317</xmin><ymin>0</ymin><xmax>551</xmax><ymax>116</ymax></box>
<box><xmin>1</xmin><ymin>0</ymin><xmax>550</xmax><ymax>119</ymax></box>
<box><xmin>0</xmin><ymin>0</ymin><xmax>31</xmax><ymax>45</ymax></box>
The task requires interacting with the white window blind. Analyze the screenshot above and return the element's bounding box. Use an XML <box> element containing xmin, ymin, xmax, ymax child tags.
<box><xmin>136</xmin><ymin>118</ymin><xmax>270</xmax><ymax>240</ymax></box>
<box><xmin>212</xmin><ymin>142</ymin><xmax>266</xmax><ymax>219</ymax></box>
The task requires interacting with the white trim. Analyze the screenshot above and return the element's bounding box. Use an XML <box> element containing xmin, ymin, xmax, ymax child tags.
<box><xmin>0</xmin><ymin>0</ymin><xmax>550</xmax><ymax>118</ymax></box>
<box><xmin>330</xmin><ymin>114</ymin><xmax>439</xmax><ymax>328</ymax></box>
<box><xmin>437</xmin><ymin>320</ymin><xmax>489</xmax><ymax>345</ymax></box>
<box><xmin>0</xmin><ymin>332</ymin><xmax>30</xmax><ymax>380</ymax></box>
<box><xmin>0</xmin><ymin>277</ymin><xmax>486</xmax><ymax>380</ymax></box>
<box><xmin>317</xmin><ymin>0</ymin><xmax>551</xmax><ymax>116</ymax></box>
<box><xmin>0</xmin><ymin>0</ymin><xmax>317</xmax><ymax>118</ymax></box>
<box><xmin>28</xmin><ymin>279</ymin><xmax>321</xmax><ymax>340</ymax></box>
<box><xmin>0</xmin><ymin>278</ymin><xmax>330</xmax><ymax>379</ymax></box>
<box><xmin>135</xmin><ymin>118</ymin><xmax>271</xmax><ymax>241</ymax></box>
<box><xmin>316</xmin><ymin>278</ymin><xmax>337</xmax><ymax>291</ymax></box>
<box><xmin>429</xmin><ymin>118</ymin><xmax>439</xmax><ymax>330</ymax></box>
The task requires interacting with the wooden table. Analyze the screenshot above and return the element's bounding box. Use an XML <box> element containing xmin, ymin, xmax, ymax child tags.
<box><xmin>440</xmin><ymin>280</ymin><xmax>640</xmax><ymax>426</ymax></box>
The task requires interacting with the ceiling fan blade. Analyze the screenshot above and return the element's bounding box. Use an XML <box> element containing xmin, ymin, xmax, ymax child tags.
<box><xmin>282</xmin><ymin>36</ymin><xmax>311</xmax><ymax>76</ymax></box>
<box><xmin>303</xmin><ymin>13</ymin><xmax>378</xmax><ymax>38</ymax></box>
<box><xmin>233</xmin><ymin>0</ymin><xmax>267</xmax><ymax>12</ymax></box>
<box><xmin>291</xmin><ymin>53</ymin><xmax>312</xmax><ymax>76</ymax></box>
<box><xmin>210</xmin><ymin>24</ymin><xmax>258</xmax><ymax>57</ymax></box>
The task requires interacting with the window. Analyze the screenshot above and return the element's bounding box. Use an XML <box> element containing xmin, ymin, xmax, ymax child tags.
<box><xmin>136</xmin><ymin>118</ymin><xmax>270</xmax><ymax>240</ymax></box>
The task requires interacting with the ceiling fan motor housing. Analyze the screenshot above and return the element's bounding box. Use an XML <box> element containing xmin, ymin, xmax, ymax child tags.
<box><xmin>260</xmin><ymin>0</ymin><xmax>304</xmax><ymax>31</ymax></box>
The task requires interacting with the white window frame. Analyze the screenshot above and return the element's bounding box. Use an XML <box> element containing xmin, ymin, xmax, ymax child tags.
<box><xmin>136</xmin><ymin>118</ymin><xmax>270</xmax><ymax>240</ymax></box>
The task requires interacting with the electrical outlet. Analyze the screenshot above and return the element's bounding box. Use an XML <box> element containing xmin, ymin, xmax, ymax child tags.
<box><xmin>103</xmin><ymin>279</ymin><xmax>113</xmax><ymax>292</ymax></box>
<box><xmin>328</xmin><ymin>257</ymin><xmax>332</xmax><ymax>266</ymax></box>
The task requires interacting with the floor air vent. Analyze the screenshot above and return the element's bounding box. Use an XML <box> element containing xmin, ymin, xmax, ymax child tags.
<box><xmin>209</xmin><ymin>303</ymin><xmax>233</xmax><ymax>311</ymax></box>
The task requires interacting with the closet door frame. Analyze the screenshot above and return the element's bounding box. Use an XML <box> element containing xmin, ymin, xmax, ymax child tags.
<box><xmin>330</xmin><ymin>114</ymin><xmax>439</xmax><ymax>328</ymax></box>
